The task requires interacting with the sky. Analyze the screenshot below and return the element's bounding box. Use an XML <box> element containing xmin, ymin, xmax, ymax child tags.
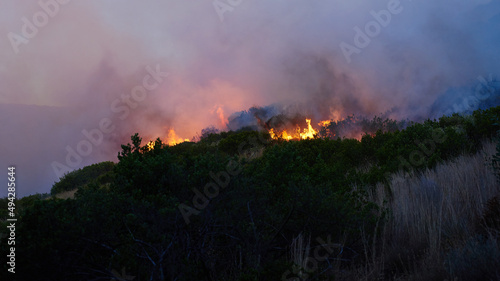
<box><xmin>1</xmin><ymin>0</ymin><xmax>500</xmax><ymax>197</ymax></box>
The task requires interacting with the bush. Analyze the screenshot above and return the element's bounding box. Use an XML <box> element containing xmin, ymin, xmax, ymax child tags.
<box><xmin>50</xmin><ymin>161</ymin><xmax>114</xmax><ymax>195</ymax></box>
<box><xmin>14</xmin><ymin>106</ymin><xmax>500</xmax><ymax>281</ymax></box>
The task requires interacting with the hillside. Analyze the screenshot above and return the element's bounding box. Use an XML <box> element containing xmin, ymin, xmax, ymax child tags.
<box><xmin>1</xmin><ymin>106</ymin><xmax>500</xmax><ymax>281</ymax></box>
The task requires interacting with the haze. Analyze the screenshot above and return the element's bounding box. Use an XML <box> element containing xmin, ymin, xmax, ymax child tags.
<box><xmin>1</xmin><ymin>0</ymin><xmax>499</xmax><ymax>197</ymax></box>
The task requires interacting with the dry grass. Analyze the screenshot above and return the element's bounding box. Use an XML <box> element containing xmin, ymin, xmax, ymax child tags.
<box><xmin>356</xmin><ymin>140</ymin><xmax>500</xmax><ymax>280</ymax></box>
<box><xmin>290</xmin><ymin>233</ymin><xmax>312</xmax><ymax>272</ymax></box>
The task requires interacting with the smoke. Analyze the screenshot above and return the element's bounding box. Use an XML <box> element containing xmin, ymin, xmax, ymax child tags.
<box><xmin>1</xmin><ymin>0</ymin><xmax>500</xmax><ymax>196</ymax></box>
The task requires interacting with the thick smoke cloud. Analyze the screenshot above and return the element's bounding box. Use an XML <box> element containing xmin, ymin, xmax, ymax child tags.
<box><xmin>1</xmin><ymin>0</ymin><xmax>499</xmax><ymax>196</ymax></box>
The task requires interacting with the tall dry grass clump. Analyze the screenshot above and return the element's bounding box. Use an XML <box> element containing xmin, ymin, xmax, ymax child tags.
<box><xmin>362</xmin><ymin>140</ymin><xmax>500</xmax><ymax>280</ymax></box>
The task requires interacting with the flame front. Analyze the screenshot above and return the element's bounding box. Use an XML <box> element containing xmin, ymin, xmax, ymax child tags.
<box><xmin>166</xmin><ymin>129</ymin><xmax>189</xmax><ymax>146</ymax></box>
<box><xmin>269</xmin><ymin>118</ymin><xmax>318</xmax><ymax>140</ymax></box>
<box><xmin>269</xmin><ymin>128</ymin><xmax>293</xmax><ymax>140</ymax></box>
<box><xmin>146</xmin><ymin>128</ymin><xmax>188</xmax><ymax>150</ymax></box>
<box><xmin>300</xmin><ymin>119</ymin><xmax>317</xmax><ymax>139</ymax></box>
<box><xmin>318</xmin><ymin>120</ymin><xmax>331</xmax><ymax>127</ymax></box>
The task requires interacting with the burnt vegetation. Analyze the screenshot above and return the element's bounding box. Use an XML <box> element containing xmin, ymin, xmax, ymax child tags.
<box><xmin>1</xmin><ymin>106</ymin><xmax>500</xmax><ymax>280</ymax></box>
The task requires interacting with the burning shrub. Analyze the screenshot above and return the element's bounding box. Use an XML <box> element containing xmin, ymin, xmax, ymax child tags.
<box><xmin>13</xmin><ymin>106</ymin><xmax>500</xmax><ymax>280</ymax></box>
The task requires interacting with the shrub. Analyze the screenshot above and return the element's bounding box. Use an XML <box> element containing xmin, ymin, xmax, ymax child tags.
<box><xmin>50</xmin><ymin>161</ymin><xmax>114</xmax><ymax>195</ymax></box>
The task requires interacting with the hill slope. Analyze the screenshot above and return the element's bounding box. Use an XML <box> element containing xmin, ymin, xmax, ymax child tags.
<box><xmin>1</xmin><ymin>106</ymin><xmax>499</xmax><ymax>281</ymax></box>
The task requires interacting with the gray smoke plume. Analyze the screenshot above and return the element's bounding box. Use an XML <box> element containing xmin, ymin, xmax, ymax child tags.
<box><xmin>1</xmin><ymin>1</ymin><xmax>500</xmax><ymax>196</ymax></box>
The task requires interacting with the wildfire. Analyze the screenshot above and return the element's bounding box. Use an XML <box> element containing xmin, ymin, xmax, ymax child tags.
<box><xmin>166</xmin><ymin>128</ymin><xmax>189</xmax><ymax>146</ymax></box>
<box><xmin>269</xmin><ymin>118</ymin><xmax>318</xmax><ymax>140</ymax></box>
<box><xmin>146</xmin><ymin>128</ymin><xmax>189</xmax><ymax>150</ymax></box>
<box><xmin>216</xmin><ymin>106</ymin><xmax>228</xmax><ymax>127</ymax></box>
<box><xmin>318</xmin><ymin>120</ymin><xmax>331</xmax><ymax>127</ymax></box>
<box><xmin>269</xmin><ymin>128</ymin><xmax>294</xmax><ymax>140</ymax></box>
<box><xmin>300</xmin><ymin>119</ymin><xmax>316</xmax><ymax>139</ymax></box>
<box><xmin>146</xmin><ymin>141</ymin><xmax>155</xmax><ymax>150</ymax></box>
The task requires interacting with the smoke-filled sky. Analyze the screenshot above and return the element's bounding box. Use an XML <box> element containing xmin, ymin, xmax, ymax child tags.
<box><xmin>1</xmin><ymin>0</ymin><xmax>500</xmax><ymax>197</ymax></box>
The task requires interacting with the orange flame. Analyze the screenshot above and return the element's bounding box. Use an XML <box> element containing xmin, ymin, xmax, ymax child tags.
<box><xmin>299</xmin><ymin>119</ymin><xmax>317</xmax><ymax>139</ymax></box>
<box><xmin>318</xmin><ymin>120</ymin><xmax>331</xmax><ymax>127</ymax></box>
<box><xmin>282</xmin><ymin>130</ymin><xmax>294</xmax><ymax>140</ymax></box>
<box><xmin>269</xmin><ymin>118</ymin><xmax>318</xmax><ymax>140</ymax></box>
<box><xmin>216</xmin><ymin>106</ymin><xmax>228</xmax><ymax>127</ymax></box>
<box><xmin>269</xmin><ymin>128</ymin><xmax>294</xmax><ymax>140</ymax></box>
<box><xmin>269</xmin><ymin>128</ymin><xmax>276</xmax><ymax>139</ymax></box>
<box><xmin>146</xmin><ymin>140</ymin><xmax>155</xmax><ymax>150</ymax></box>
<box><xmin>146</xmin><ymin>128</ymin><xmax>188</xmax><ymax>150</ymax></box>
<box><xmin>166</xmin><ymin>128</ymin><xmax>189</xmax><ymax>146</ymax></box>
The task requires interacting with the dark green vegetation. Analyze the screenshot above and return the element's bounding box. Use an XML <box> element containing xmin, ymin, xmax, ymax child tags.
<box><xmin>1</xmin><ymin>106</ymin><xmax>500</xmax><ymax>281</ymax></box>
<box><xmin>50</xmin><ymin>161</ymin><xmax>115</xmax><ymax>195</ymax></box>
